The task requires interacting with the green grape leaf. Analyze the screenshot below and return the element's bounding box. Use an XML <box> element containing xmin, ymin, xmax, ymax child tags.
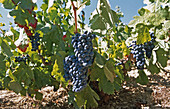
<box><xmin>2</xmin><ymin>0</ymin><xmax>15</xmax><ymax>9</ymax></box>
<box><xmin>156</xmin><ymin>48</ymin><xmax>168</xmax><ymax>67</ymax></box>
<box><xmin>89</xmin><ymin>14</ymin><xmax>106</xmax><ymax>30</ymax></box>
<box><xmin>33</xmin><ymin>68</ymin><xmax>52</xmax><ymax>89</ymax></box>
<box><xmin>43</xmin><ymin>0</ymin><xmax>49</xmax><ymax>4</ymax></box>
<box><xmin>12</xmin><ymin>0</ymin><xmax>20</xmax><ymax>4</ymax></box>
<box><xmin>30</xmin><ymin>52</ymin><xmax>40</xmax><ymax>61</ymax></box>
<box><xmin>100</xmin><ymin>6</ymin><xmax>113</xmax><ymax>26</ymax></box>
<box><xmin>35</xmin><ymin>92</ymin><xmax>43</xmax><ymax>100</ymax></box>
<box><xmin>75</xmin><ymin>85</ymin><xmax>100</xmax><ymax>108</ymax></box>
<box><xmin>91</xmin><ymin>65</ymin><xmax>116</xmax><ymax>94</ymax></box>
<box><xmin>20</xmin><ymin>89</ymin><xmax>26</xmax><ymax>96</ymax></box>
<box><xmin>10</xmin><ymin>27</ymin><xmax>19</xmax><ymax>41</ymax></box>
<box><xmin>138</xmin><ymin>8</ymin><xmax>146</xmax><ymax>16</ymax></box>
<box><xmin>3</xmin><ymin>76</ymin><xmax>11</xmax><ymax>88</ymax></box>
<box><xmin>20</xmin><ymin>0</ymin><xmax>35</xmax><ymax>10</ymax></box>
<box><xmin>27</xmin><ymin>15</ymin><xmax>36</xmax><ymax>24</ymax></box>
<box><xmin>136</xmin><ymin>70</ymin><xmax>149</xmax><ymax>85</ymax></box>
<box><xmin>55</xmin><ymin>51</ymin><xmax>67</xmax><ymax>72</ymax></box>
<box><xmin>9</xmin><ymin>9</ymin><xmax>27</xmax><ymax>25</ymax></box>
<box><xmin>147</xmin><ymin>61</ymin><xmax>160</xmax><ymax>74</ymax></box>
<box><xmin>42</xmin><ymin>26</ymin><xmax>64</xmax><ymax>54</ymax></box>
<box><xmin>51</xmin><ymin>60</ymin><xmax>65</xmax><ymax>82</ymax></box>
<box><xmin>25</xmin><ymin>65</ymin><xmax>34</xmax><ymax>80</ymax></box>
<box><xmin>136</xmin><ymin>24</ymin><xmax>151</xmax><ymax>44</ymax></box>
<box><xmin>148</xmin><ymin>12</ymin><xmax>165</xmax><ymax>26</ymax></box>
<box><xmin>114</xmin><ymin>67</ymin><xmax>124</xmax><ymax>80</ymax></box>
<box><xmin>49</xmin><ymin>9</ymin><xmax>58</xmax><ymax>21</ymax></box>
<box><xmin>94</xmin><ymin>52</ymin><xmax>106</xmax><ymax>68</ymax></box>
<box><xmin>0</xmin><ymin>38</ymin><xmax>13</xmax><ymax>57</ymax></box>
<box><xmin>113</xmin><ymin>77</ymin><xmax>121</xmax><ymax>91</ymax></box>
<box><xmin>100</xmin><ymin>0</ymin><xmax>119</xmax><ymax>23</ymax></box>
<box><xmin>9</xmin><ymin>82</ymin><xmax>22</xmax><ymax>93</ymax></box>
<box><xmin>128</xmin><ymin>15</ymin><xmax>143</xmax><ymax>27</ymax></box>
<box><xmin>104</xmin><ymin>60</ymin><xmax>115</xmax><ymax>83</ymax></box>
<box><xmin>0</xmin><ymin>54</ymin><xmax>6</xmax><ymax>71</ymax></box>
<box><xmin>13</xmin><ymin>63</ymin><xmax>34</xmax><ymax>86</ymax></box>
<box><xmin>121</xmin><ymin>41</ymin><xmax>130</xmax><ymax>56</ymax></box>
<box><xmin>90</xmin><ymin>64</ymin><xmax>104</xmax><ymax>81</ymax></box>
<box><xmin>41</xmin><ymin>3</ymin><xmax>48</xmax><ymax>12</ymax></box>
<box><xmin>99</xmin><ymin>72</ymin><xmax>115</xmax><ymax>94</ymax></box>
<box><xmin>111</xmin><ymin>10</ymin><xmax>119</xmax><ymax>23</ymax></box>
<box><xmin>51</xmin><ymin>60</ymin><xmax>60</xmax><ymax>74</ymax></box>
<box><xmin>92</xmin><ymin>37</ymin><xmax>98</xmax><ymax>47</ymax></box>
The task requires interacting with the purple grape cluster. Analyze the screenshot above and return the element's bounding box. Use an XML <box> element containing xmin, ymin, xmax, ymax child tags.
<box><xmin>15</xmin><ymin>54</ymin><xmax>29</xmax><ymax>63</ymax></box>
<box><xmin>63</xmin><ymin>32</ymin><xmax>95</xmax><ymax>92</ymax></box>
<box><xmin>29</xmin><ymin>33</ymin><xmax>40</xmax><ymax>51</ymax></box>
<box><xmin>144</xmin><ymin>33</ymin><xmax>156</xmax><ymax>58</ymax></box>
<box><xmin>130</xmin><ymin>41</ymin><xmax>145</xmax><ymax>69</ymax></box>
<box><xmin>128</xmin><ymin>33</ymin><xmax>156</xmax><ymax>70</ymax></box>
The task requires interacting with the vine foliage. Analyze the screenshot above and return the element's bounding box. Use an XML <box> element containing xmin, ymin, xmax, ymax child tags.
<box><xmin>0</xmin><ymin>0</ymin><xmax>169</xmax><ymax>108</ymax></box>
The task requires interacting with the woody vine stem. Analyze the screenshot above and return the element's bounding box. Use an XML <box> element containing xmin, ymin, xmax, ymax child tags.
<box><xmin>71</xmin><ymin>1</ymin><xmax>77</xmax><ymax>33</ymax></box>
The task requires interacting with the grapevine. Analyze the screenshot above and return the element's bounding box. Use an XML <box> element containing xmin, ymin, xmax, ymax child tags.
<box><xmin>0</xmin><ymin>0</ymin><xmax>169</xmax><ymax>108</ymax></box>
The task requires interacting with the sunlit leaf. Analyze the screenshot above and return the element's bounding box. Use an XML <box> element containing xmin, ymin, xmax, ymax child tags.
<box><xmin>136</xmin><ymin>24</ymin><xmax>151</xmax><ymax>44</ymax></box>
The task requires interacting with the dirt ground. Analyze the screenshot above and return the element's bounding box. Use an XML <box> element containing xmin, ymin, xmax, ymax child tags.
<box><xmin>0</xmin><ymin>61</ymin><xmax>169</xmax><ymax>109</ymax></box>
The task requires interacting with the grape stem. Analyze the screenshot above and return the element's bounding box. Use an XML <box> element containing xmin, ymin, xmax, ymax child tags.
<box><xmin>71</xmin><ymin>1</ymin><xmax>77</xmax><ymax>33</ymax></box>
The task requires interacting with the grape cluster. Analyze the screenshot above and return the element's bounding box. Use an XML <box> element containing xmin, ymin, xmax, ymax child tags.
<box><xmin>63</xmin><ymin>32</ymin><xmax>95</xmax><ymax>92</ymax></box>
<box><xmin>144</xmin><ymin>33</ymin><xmax>156</xmax><ymax>58</ymax></box>
<box><xmin>30</xmin><ymin>33</ymin><xmax>40</xmax><ymax>51</ymax></box>
<box><xmin>128</xmin><ymin>33</ymin><xmax>156</xmax><ymax>70</ymax></box>
<box><xmin>130</xmin><ymin>41</ymin><xmax>145</xmax><ymax>70</ymax></box>
<box><xmin>15</xmin><ymin>54</ymin><xmax>29</xmax><ymax>63</ymax></box>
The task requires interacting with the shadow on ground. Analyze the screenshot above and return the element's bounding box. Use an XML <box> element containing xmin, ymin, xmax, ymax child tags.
<box><xmin>0</xmin><ymin>61</ymin><xmax>169</xmax><ymax>109</ymax></box>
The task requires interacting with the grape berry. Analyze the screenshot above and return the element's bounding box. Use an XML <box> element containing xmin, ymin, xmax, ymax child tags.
<box><xmin>29</xmin><ymin>33</ymin><xmax>40</xmax><ymax>51</ymax></box>
<box><xmin>63</xmin><ymin>32</ymin><xmax>95</xmax><ymax>92</ymax></box>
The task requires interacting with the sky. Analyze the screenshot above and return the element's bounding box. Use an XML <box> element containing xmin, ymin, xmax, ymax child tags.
<box><xmin>0</xmin><ymin>0</ymin><xmax>146</xmax><ymax>30</ymax></box>
<box><xmin>84</xmin><ymin>0</ymin><xmax>146</xmax><ymax>24</ymax></box>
